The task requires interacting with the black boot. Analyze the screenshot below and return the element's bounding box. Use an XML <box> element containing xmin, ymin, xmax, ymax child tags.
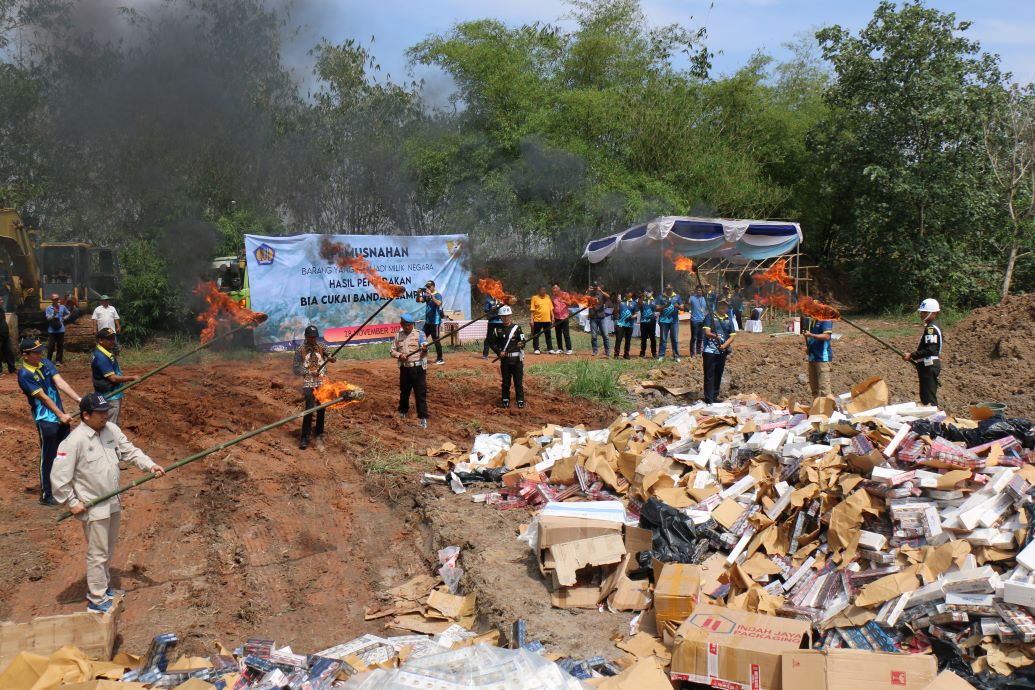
<box><xmin>299</xmin><ymin>435</ymin><xmax>309</xmax><ymax>450</ymax></box>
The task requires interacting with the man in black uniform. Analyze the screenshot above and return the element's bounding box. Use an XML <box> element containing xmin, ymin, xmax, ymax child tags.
<box><xmin>490</xmin><ymin>305</ymin><xmax>526</xmax><ymax>408</ymax></box>
<box><xmin>904</xmin><ymin>298</ymin><xmax>943</xmax><ymax>406</ymax></box>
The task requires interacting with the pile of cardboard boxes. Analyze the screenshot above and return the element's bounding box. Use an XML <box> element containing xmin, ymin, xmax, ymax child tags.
<box><xmin>441</xmin><ymin>377</ymin><xmax>1035</xmax><ymax>688</ymax></box>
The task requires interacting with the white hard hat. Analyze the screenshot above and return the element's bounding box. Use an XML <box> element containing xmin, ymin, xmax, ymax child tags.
<box><xmin>498</xmin><ymin>305</ymin><xmax>513</xmax><ymax>316</ymax></box>
<box><xmin>918</xmin><ymin>298</ymin><xmax>940</xmax><ymax>313</ymax></box>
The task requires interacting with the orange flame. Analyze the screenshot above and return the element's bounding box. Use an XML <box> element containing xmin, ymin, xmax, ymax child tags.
<box><xmin>194</xmin><ymin>282</ymin><xmax>267</xmax><ymax>343</ymax></box>
<box><xmin>314</xmin><ymin>380</ymin><xmax>362</xmax><ymax>409</ymax></box>
<box><xmin>797</xmin><ymin>295</ymin><xmax>841</xmax><ymax>320</ymax></box>
<box><xmin>752</xmin><ymin>259</ymin><xmax>795</xmax><ymax>290</ymax></box>
<box><xmin>664</xmin><ymin>249</ymin><xmax>695</xmax><ymax>272</ymax></box>
<box><xmin>319</xmin><ymin>238</ymin><xmax>406</xmax><ymax>299</ymax></box>
<box><xmin>477</xmin><ymin>278</ymin><xmax>516</xmax><ymax>304</ymax></box>
<box><xmin>553</xmin><ymin>288</ymin><xmax>599</xmax><ymax>308</ymax></box>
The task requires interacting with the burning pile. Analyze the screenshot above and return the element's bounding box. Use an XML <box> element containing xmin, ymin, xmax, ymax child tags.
<box><xmin>425</xmin><ymin>382</ymin><xmax>1035</xmax><ymax>687</ymax></box>
<box><xmin>194</xmin><ymin>282</ymin><xmax>267</xmax><ymax>343</ymax></box>
<box><xmin>753</xmin><ymin>259</ymin><xmax>841</xmax><ymax>320</ymax></box>
<box><xmin>320</xmin><ymin>238</ymin><xmax>406</xmax><ymax>299</ymax></box>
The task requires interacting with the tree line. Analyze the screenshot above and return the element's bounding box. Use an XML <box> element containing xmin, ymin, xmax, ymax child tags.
<box><xmin>0</xmin><ymin>0</ymin><xmax>1031</xmax><ymax>338</ymax></box>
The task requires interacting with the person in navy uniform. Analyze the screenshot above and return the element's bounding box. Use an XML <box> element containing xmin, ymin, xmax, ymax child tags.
<box><xmin>416</xmin><ymin>280</ymin><xmax>445</xmax><ymax>365</ymax></box>
<box><xmin>701</xmin><ymin>300</ymin><xmax>737</xmax><ymax>404</ymax></box>
<box><xmin>91</xmin><ymin>328</ymin><xmax>137</xmax><ymax>426</ymax></box>
<box><xmin>17</xmin><ymin>337</ymin><xmax>83</xmax><ymax>505</ymax></box>
<box><xmin>44</xmin><ymin>293</ymin><xmax>71</xmax><ymax>365</ymax></box>
<box><xmin>481</xmin><ymin>289</ymin><xmax>503</xmax><ymax>360</ymax></box>
<box><xmin>613</xmin><ymin>290</ymin><xmax>636</xmax><ymax>360</ymax></box>
<box><xmin>489</xmin><ymin>306</ymin><xmax>527</xmax><ymax>408</ymax></box>
<box><xmin>905</xmin><ymin>298</ymin><xmax>943</xmax><ymax>406</ymax></box>
<box><xmin>638</xmin><ymin>289</ymin><xmax>657</xmax><ymax>358</ymax></box>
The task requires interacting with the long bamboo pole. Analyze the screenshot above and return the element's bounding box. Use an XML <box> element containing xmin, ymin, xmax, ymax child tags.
<box><xmin>837</xmin><ymin>315</ymin><xmax>908</xmax><ymax>358</ymax></box>
<box><xmin>57</xmin><ymin>393</ymin><xmax>358</xmax><ymax>522</ymax></box>
<box><xmin>70</xmin><ymin>317</ymin><xmax>267</xmax><ymax>420</ymax></box>
<box><xmin>404</xmin><ymin>306</ymin><xmax>501</xmax><ymax>360</ymax></box>
<box><xmin>316</xmin><ymin>297</ymin><xmax>396</xmax><ymax>375</ymax></box>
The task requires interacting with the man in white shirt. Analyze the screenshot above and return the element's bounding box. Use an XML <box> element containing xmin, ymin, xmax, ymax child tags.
<box><xmin>91</xmin><ymin>296</ymin><xmax>121</xmax><ymax>351</ymax></box>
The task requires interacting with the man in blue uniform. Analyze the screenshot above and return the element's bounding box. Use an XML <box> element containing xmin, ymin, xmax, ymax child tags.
<box><xmin>657</xmin><ymin>292</ymin><xmax>682</xmax><ymax>362</ymax></box>
<box><xmin>688</xmin><ymin>287</ymin><xmax>707</xmax><ymax>357</ymax></box>
<box><xmin>91</xmin><ymin>328</ymin><xmax>138</xmax><ymax>426</ymax></box>
<box><xmin>17</xmin><ymin>337</ymin><xmax>83</xmax><ymax>505</ymax></box>
<box><xmin>45</xmin><ymin>293</ymin><xmax>71</xmax><ymax>365</ymax></box>
<box><xmin>701</xmin><ymin>300</ymin><xmax>737</xmax><ymax>404</ymax></box>
<box><xmin>905</xmin><ymin>298</ymin><xmax>943</xmax><ymax>406</ymax></box>
<box><xmin>803</xmin><ymin>316</ymin><xmax>833</xmax><ymax>398</ymax></box>
<box><xmin>416</xmin><ymin>280</ymin><xmax>445</xmax><ymax>365</ymax></box>
<box><xmin>613</xmin><ymin>290</ymin><xmax>635</xmax><ymax>360</ymax></box>
<box><xmin>481</xmin><ymin>288</ymin><xmax>503</xmax><ymax>360</ymax></box>
<box><xmin>638</xmin><ymin>289</ymin><xmax>657</xmax><ymax>358</ymax></box>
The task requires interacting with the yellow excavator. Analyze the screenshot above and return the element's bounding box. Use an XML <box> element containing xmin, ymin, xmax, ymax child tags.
<box><xmin>0</xmin><ymin>209</ymin><xmax>120</xmax><ymax>350</ymax></box>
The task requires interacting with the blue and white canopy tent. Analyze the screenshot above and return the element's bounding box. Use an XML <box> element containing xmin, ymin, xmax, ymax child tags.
<box><xmin>582</xmin><ymin>216</ymin><xmax>803</xmax><ymax>291</ymax></box>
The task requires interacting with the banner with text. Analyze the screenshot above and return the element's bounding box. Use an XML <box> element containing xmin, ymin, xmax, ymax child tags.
<box><xmin>244</xmin><ymin>233</ymin><xmax>470</xmax><ymax>351</ymax></box>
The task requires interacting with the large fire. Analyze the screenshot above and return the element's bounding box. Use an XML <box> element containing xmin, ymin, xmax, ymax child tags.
<box><xmin>194</xmin><ymin>282</ymin><xmax>267</xmax><ymax>343</ymax></box>
<box><xmin>751</xmin><ymin>260</ymin><xmax>841</xmax><ymax>320</ymax></box>
<box><xmin>553</xmin><ymin>288</ymin><xmax>599</xmax><ymax>309</ymax></box>
<box><xmin>314</xmin><ymin>380</ymin><xmax>363</xmax><ymax>409</ymax></box>
<box><xmin>752</xmin><ymin>259</ymin><xmax>795</xmax><ymax>290</ymax></box>
<box><xmin>664</xmin><ymin>249</ymin><xmax>695</xmax><ymax>272</ymax></box>
<box><xmin>476</xmin><ymin>278</ymin><xmax>516</xmax><ymax>304</ymax></box>
<box><xmin>319</xmin><ymin>238</ymin><xmax>406</xmax><ymax>299</ymax></box>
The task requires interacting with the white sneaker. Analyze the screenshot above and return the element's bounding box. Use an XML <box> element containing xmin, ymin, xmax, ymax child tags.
<box><xmin>534</xmin><ymin>350</ymin><xmax>541</xmax><ymax>355</ymax></box>
<box><xmin>566</xmin><ymin>350</ymin><xmax>573</xmax><ymax>355</ymax></box>
<box><xmin>419</xmin><ymin>418</ymin><xmax>428</xmax><ymax>429</ymax></box>
<box><xmin>551</xmin><ymin>349</ymin><xmax>561</xmax><ymax>354</ymax></box>
<box><xmin>657</xmin><ymin>356</ymin><xmax>664</xmax><ymax>361</ymax></box>
<box><xmin>434</xmin><ymin>360</ymin><xmax>445</xmax><ymax>366</ymax></box>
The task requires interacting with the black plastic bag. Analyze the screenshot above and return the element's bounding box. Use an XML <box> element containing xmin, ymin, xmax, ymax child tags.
<box><xmin>637</xmin><ymin>496</ymin><xmax>700</xmax><ymax>566</ymax></box>
<box><xmin>911</xmin><ymin>417</ymin><xmax>1035</xmax><ymax>450</ymax></box>
<box><xmin>451</xmin><ymin>467</ymin><xmax>508</xmax><ymax>484</ymax></box>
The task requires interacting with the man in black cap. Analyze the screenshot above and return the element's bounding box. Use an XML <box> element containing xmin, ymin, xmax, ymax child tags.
<box><xmin>292</xmin><ymin>325</ymin><xmax>336</xmax><ymax>449</ymax></box>
<box><xmin>51</xmin><ymin>393</ymin><xmax>165</xmax><ymax>613</ymax></box>
<box><xmin>17</xmin><ymin>337</ymin><xmax>83</xmax><ymax>505</ymax></box>
<box><xmin>91</xmin><ymin>328</ymin><xmax>137</xmax><ymax>426</ymax></box>
<box><xmin>416</xmin><ymin>280</ymin><xmax>445</xmax><ymax>365</ymax></box>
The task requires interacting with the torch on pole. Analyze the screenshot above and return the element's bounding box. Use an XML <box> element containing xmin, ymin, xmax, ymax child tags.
<box><xmin>405</xmin><ymin>306</ymin><xmax>500</xmax><ymax>360</ymax></box>
<box><xmin>317</xmin><ymin>297</ymin><xmax>396</xmax><ymax>375</ymax></box>
<box><xmin>70</xmin><ymin>314</ymin><xmax>269</xmax><ymax>420</ymax></box>
<box><xmin>836</xmin><ymin>315</ymin><xmax>908</xmax><ymax>358</ymax></box>
<box><xmin>57</xmin><ymin>389</ymin><xmax>363</xmax><ymax>523</ymax></box>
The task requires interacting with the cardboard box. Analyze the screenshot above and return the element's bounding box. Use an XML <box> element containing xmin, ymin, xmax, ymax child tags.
<box><xmin>921</xmin><ymin>671</ymin><xmax>979</xmax><ymax>690</ymax></box>
<box><xmin>671</xmin><ymin>603</ymin><xmax>810</xmax><ymax>690</ymax></box>
<box><xmin>548</xmin><ymin>534</ymin><xmax>626</xmax><ymax>587</ymax></box>
<box><xmin>782</xmin><ymin>649</ymin><xmax>937</xmax><ymax>690</ymax></box>
<box><xmin>0</xmin><ymin>598</ymin><xmax>122</xmax><ymax>670</ymax></box>
<box><xmin>600</xmin><ymin>554</ymin><xmax>651</xmax><ymax>611</ymax></box>
<box><xmin>537</xmin><ymin>503</ymin><xmax>625</xmax><ymax>549</ymax></box>
<box><xmin>61</xmin><ymin>683</ymin><xmax>149</xmax><ymax>690</ymax></box>
<box><xmin>654</xmin><ymin>563</ymin><xmax>701</xmax><ymax>625</ymax></box>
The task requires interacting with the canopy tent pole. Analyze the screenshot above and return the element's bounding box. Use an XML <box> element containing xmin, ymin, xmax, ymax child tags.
<box><xmin>659</xmin><ymin>242</ymin><xmax>665</xmax><ymax>294</ymax></box>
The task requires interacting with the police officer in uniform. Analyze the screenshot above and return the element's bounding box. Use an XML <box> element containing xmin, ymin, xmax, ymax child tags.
<box><xmin>292</xmin><ymin>325</ymin><xmax>336</xmax><ymax>449</ymax></box>
<box><xmin>905</xmin><ymin>298</ymin><xmax>943</xmax><ymax>406</ymax></box>
<box><xmin>391</xmin><ymin>314</ymin><xmax>429</xmax><ymax>428</ymax></box>
<box><xmin>490</xmin><ymin>306</ymin><xmax>527</xmax><ymax>408</ymax></box>
<box><xmin>701</xmin><ymin>299</ymin><xmax>737</xmax><ymax>404</ymax></box>
<box><xmin>51</xmin><ymin>393</ymin><xmax>165</xmax><ymax>613</ymax></box>
<box><xmin>91</xmin><ymin>328</ymin><xmax>137</xmax><ymax>426</ymax></box>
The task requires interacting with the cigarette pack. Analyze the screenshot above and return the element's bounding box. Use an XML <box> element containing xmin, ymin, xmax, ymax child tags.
<box><xmin>997</xmin><ymin>603</ymin><xmax>1035</xmax><ymax>643</ymax></box>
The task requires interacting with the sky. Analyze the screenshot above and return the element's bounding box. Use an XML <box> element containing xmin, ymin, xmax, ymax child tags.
<box><xmin>289</xmin><ymin>0</ymin><xmax>1035</xmax><ymax>95</ymax></box>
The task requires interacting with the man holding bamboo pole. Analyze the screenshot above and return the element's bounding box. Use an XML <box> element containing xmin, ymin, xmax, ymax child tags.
<box><xmin>51</xmin><ymin>393</ymin><xmax>165</xmax><ymax>613</ymax></box>
<box><xmin>293</xmin><ymin>325</ymin><xmax>336</xmax><ymax>450</ymax></box>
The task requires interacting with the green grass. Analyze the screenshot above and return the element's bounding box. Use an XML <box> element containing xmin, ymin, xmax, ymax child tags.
<box><xmin>528</xmin><ymin>356</ymin><xmax>658</xmax><ymax>408</ymax></box>
<box><xmin>434</xmin><ymin>368</ymin><xmax>480</xmax><ymax>379</ymax></box>
<box><xmin>363</xmin><ymin>444</ymin><xmax>426</xmax><ymax>475</ymax></box>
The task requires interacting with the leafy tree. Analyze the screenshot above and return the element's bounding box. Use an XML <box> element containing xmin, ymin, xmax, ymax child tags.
<box><xmin>812</xmin><ymin>1</ymin><xmax>1007</xmax><ymax>309</ymax></box>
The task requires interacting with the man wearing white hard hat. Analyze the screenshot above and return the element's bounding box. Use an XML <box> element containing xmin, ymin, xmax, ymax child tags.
<box><xmin>904</xmin><ymin>298</ymin><xmax>943</xmax><ymax>406</ymax></box>
<box><xmin>488</xmin><ymin>305</ymin><xmax>527</xmax><ymax>408</ymax></box>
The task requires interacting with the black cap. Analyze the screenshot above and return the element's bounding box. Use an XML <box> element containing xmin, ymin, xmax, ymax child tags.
<box><xmin>80</xmin><ymin>392</ymin><xmax>112</xmax><ymax>414</ymax></box>
<box><xmin>425</xmin><ymin>280</ymin><xmax>435</xmax><ymax>288</ymax></box>
<box><xmin>97</xmin><ymin>327</ymin><xmax>117</xmax><ymax>339</ymax></box>
<box><xmin>304</xmin><ymin>325</ymin><xmax>319</xmax><ymax>338</ymax></box>
<box><xmin>20</xmin><ymin>337</ymin><xmax>45</xmax><ymax>353</ymax></box>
